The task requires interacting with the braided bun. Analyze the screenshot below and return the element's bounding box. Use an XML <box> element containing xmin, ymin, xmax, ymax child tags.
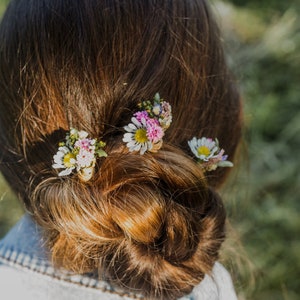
<box><xmin>31</xmin><ymin>145</ymin><xmax>226</xmax><ymax>299</ymax></box>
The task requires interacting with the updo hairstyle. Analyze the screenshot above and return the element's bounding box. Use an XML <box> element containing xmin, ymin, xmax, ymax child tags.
<box><xmin>0</xmin><ymin>0</ymin><xmax>242</xmax><ymax>299</ymax></box>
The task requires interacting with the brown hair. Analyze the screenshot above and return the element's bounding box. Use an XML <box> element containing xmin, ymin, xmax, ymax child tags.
<box><xmin>0</xmin><ymin>0</ymin><xmax>242</xmax><ymax>299</ymax></box>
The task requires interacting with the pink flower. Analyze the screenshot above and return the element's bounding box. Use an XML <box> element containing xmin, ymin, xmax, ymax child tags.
<box><xmin>134</xmin><ymin>111</ymin><xmax>149</xmax><ymax>123</ymax></box>
<box><xmin>146</xmin><ymin>118</ymin><xmax>164</xmax><ymax>143</ymax></box>
<box><xmin>146</xmin><ymin>117</ymin><xmax>159</xmax><ymax>126</ymax></box>
<box><xmin>161</xmin><ymin>101</ymin><xmax>172</xmax><ymax>117</ymax></box>
<box><xmin>159</xmin><ymin>101</ymin><xmax>172</xmax><ymax>129</ymax></box>
<box><xmin>215</xmin><ymin>149</ymin><xmax>225</xmax><ymax>161</ymax></box>
<box><xmin>76</xmin><ymin>148</ymin><xmax>95</xmax><ymax>168</ymax></box>
<box><xmin>75</xmin><ymin>138</ymin><xmax>93</xmax><ymax>150</ymax></box>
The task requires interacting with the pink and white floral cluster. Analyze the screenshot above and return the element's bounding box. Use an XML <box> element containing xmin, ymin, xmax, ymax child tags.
<box><xmin>123</xmin><ymin>93</ymin><xmax>172</xmax><ymax>155</ymax></box>
<box><xmin>52</xmin><ymin>128</ymin><xmax>107</xmax><ymax>178</ymax></box>
<box><xmin>188</xmin><ymin>137</ymin><xmax>233</xmax><ymax>171</ymax></box>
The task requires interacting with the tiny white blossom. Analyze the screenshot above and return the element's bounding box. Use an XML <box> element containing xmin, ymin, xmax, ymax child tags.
<box><xmin>188</xmin><ymin>137</ymin><xmax>233</xmax><ymax>172</ymax></box>
<box><xmin>52</xmin><ymin>128</ymin><xmax>106</xmax><ymax>181</ymax></box>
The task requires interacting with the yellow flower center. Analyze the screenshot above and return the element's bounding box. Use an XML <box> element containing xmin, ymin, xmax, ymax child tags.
<box><xmin>197</xmin><ymin>145</ymin><xmax>211</xmax><ymax>157</ymax></box>
<box><xmin>134</xmin><ymin>128</ymin><xmax>148</xmax><ymax>143</ymax></box>
<box><xmin>63</xmin><ymin>153</ymin><xmax>76</xmax><ymax>168</ymax></box>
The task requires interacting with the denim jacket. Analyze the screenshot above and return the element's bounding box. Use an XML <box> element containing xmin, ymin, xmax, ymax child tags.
<box><xmin>0</xmin><ymin>214</ymin><xmax>237</xmax><ymax>300</ymax></box>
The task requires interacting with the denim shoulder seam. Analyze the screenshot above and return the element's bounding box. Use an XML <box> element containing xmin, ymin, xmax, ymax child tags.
<box><xmin>0</xmin><ymin>243</ymin><xmax>143</xmax><ymax>299</ymax></box>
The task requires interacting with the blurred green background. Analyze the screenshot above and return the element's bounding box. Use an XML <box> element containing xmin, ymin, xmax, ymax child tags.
<box><xmin>0</xmin><ymin>0</ymin><xmax>299</xmax><ymax>299</ymax></box>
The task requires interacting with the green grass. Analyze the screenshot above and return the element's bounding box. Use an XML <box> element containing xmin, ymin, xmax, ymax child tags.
<box><xmin>0</xmin><ymin>1</ymin><xmax>23</xmax><ymax>238</ymax></box>
<box><xmin>0</xmin><ymin>174</ymin><xmax>23</xmax><ymax>237</ymax></box>
<box><xmin>0</xmin><ymin>0</ymin><xmax>8</xmax><ymax>15</ymax></box>
<box><xmin>1</xmin><ymin>0</ymin><xmax>299</xmax><ymax>299</ymax></box>
<box><xmin>214</xmin><ymin>1</ymin><xmax>300</xmax><ymax>299</ymax></box>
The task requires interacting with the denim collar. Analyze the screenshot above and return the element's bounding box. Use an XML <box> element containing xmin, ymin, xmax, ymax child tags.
<box><xmin>0</xmin><ymin>214</ymin><xmax>224</xmax><ymax>300</ymax></box>
<box><xmin>0</xmin><ymin>214</ymin><xmax>144</xmax><ymax>299</ymax></box>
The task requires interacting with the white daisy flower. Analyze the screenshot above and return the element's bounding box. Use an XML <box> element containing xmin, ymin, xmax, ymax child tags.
<box><xmin>188</xmin><ymin>137</ymin><xmax>233</xmax><ymax>172</ymax></box>
<box><xmin>123</xmin><ymin>93</ymin><xmax>172</xmax><ymax>155</ymax></box>
<box><xmin>52</xmin><ymin>146</ymin><xmax>76</xmax><ymax>176</ymax></box>
<box><xmin>123</xmin><ymin>117</ymin><xmax>153</xmax><ymax>155</ymax></box>
<box><xmin>188</xmin><ymin>137</ymin><xmax>219</xmax><ymax>161</ymax></box>
<box><xmin>52</xmin><ymin>128</ymin><xmax>106</xmax><ymax>180</ymax></box>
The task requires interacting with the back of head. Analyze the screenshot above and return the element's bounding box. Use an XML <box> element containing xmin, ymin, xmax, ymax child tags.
<box><xmin>0</xmin><ymin>0</ymin><xmax>242</xmax><ymax>299</ymax></box>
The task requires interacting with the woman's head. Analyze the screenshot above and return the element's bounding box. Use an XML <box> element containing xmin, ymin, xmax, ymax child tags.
<box><xmin>0</xmin><ymin>0</ymin><xmax>242</xmax><ymax>299</ymax></box>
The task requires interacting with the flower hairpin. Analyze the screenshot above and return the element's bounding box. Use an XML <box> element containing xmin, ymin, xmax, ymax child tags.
<box><xmin>188</xmin><ymin>137</ymin><xmax>233</xmax><ymax>172</ymax></box>
<box><xmin>52</xmin><ymin>128</ymin><xmax>107</xmax><ymax>181</ymax></box>
<box><xmin>123</xmin><ymin>93</ymin><xmax>172</xmax><ymax>155</ymax></box>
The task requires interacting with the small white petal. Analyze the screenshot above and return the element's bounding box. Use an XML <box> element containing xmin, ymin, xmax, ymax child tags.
<box><xmin>123</xmin><ymin>133</ymin><xmax>134</xmax><ymax>142</ymax></box>
<box><xmin>78</xmin><ymin>130</ymin><xmax>89</xmax><ymax>139</ymax></box>
<box><xmin>53</xmin><ymin>155</ymin><xmax>63</xmax><ymax>165</ymax></box>
<box><xmin>124</xmin><ymin>127</ymin><xmax>131</xmax><ymax>133</ymax></box>
<box><xmin>131</xmin><ymin>117</ymin><xmax>142</xmax><ymax>128</ymax></box>
<box><xmin>127</xmin><ymin>140</ymin><xmax>138</xmax><ymax>147</ymax></box>
<box><xmin>191</xmin><ymin>137</ymin><xmax>198</xmax><ymax>145</ymax></box>
<box><xmin>218</xmin><ymin>161</ymin><xmax>233</xmax><ymax>167</ymax></box>
<box><xmin>58</xmin><ymin>168</ymin><xmax>74</xmax><ymax>176</ymax></box>
<box><xmin>147</xmin><ymin>141</ymin><xmax>153</xmax><ymax>150</ymax></box>
<box><xmin>132</xmin><ymin>143</ymin><xmax>142</xmax><ymax>151</ymax></box>
<box><xmin>52</xmin><ymin>163</ymin><xmax>64</xmax><ymax>169</ymax></box>
<box><xmin>124</xmin><ymin>124</ymin><xmax>137</xmax><ymax>133</ymax></box>
<box><xmin>140</xmin><ymin>143</ymin><xmax>148</xmax><ymax>155</ymax></box>
<box><xmin>54</xmin><ymin>151</ymin><xmax>65</xmax><ymax>159</ymax></box>
<box><xmin>59</xmin><ymin>146</ymin><xmax>70</xmax><ymax>153</ymax></box>
<box><xmin>140</xmin><ymin>118</ymin><xmax>146</xmax><ymax>127</ymax></box>
<box><xmin>191</xmin><ymin>148</ymin><xmax>199</xmax><ymax>158</ymax></box>
<box><xmin>128</xmin><ymin>123</ymin><xmax>138</xmax><ymax>130</ymax></box>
